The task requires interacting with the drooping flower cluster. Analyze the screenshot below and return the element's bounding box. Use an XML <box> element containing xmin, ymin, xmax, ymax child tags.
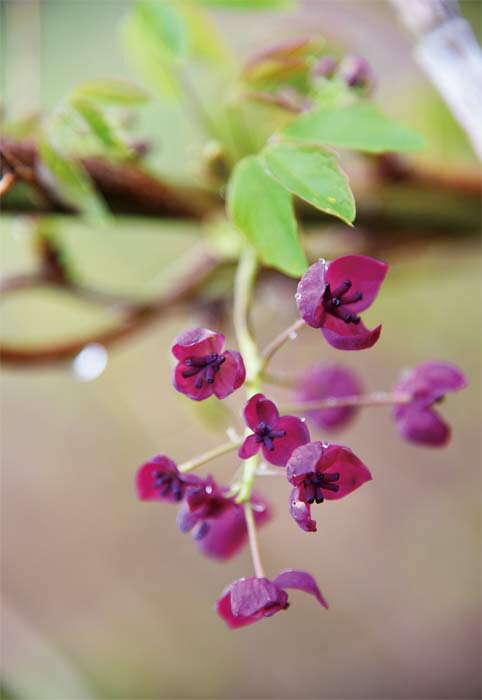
<box><xmin>135</xmin><ymin>254</ymin><xmax>467</xmax><ymax>629</ymax></box>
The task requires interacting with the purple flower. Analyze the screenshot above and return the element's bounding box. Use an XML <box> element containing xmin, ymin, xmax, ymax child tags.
<box><xmin>172</xmin><ymin>328</ymin><xmax>245</xmax><ymax>401</ymax></box>
<box><xmin>177</xmin><ymin>477</ymin><xmax>271</xmax><ymax>560</ymax></box>
<box><xmin>135</xmin><ymin>455</ymin><xmax>201</xmax><ymax>503</ymax></box>
<box><xmin>286</xmin><ymin>441</ymin><xmax>372</xmax><ymax>532</ymax></box>
<box><xmin>296</xmin><ymin>255</ymin><xmax>388</xmax><ymax>350</ymax></box>
<box><xmin>239</xmin><ymin>393</ymin><xmax>310</xmax><ymax>467</ymax></box>
<box><xmin>295</xmin><ymin>364</ymin><xmax>362</xmax><ymax>431</ymax></box>
<box><xmin>217</xmin><ymin>569</ymin><xmax>328</xmax><ymax>629</ymax></box>
<box><xmin>393</xmin><ymin>362</ymin><xmax>467</xmax><ymax>446</ymax></box>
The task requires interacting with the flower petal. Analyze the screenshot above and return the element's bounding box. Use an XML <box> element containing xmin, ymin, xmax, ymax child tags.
<box><xmin>325</xmin><ymin>255</ymin><xmax>388</xmax><ymax>313</ymax></box>
<box><xmin>230</xmin><ymin>577</ymin><xmax>288</xmax><ymax>617</ymax></box>
<box><xmin>172</xmin><ymin>328</ymin><xmax>224</xmax><ymax>360</ymax></box>
<box><xmin>295</xmin><ymin>260</ymin><xmax>327</xmax><ymax>328</ymax></box>
<box><xmin>394</xmin><ymin>404</ymin><xmax>450</xmax><ymax>446</ymax></box>
<box><xmin>238</xmin><ymin>434</ymin><xmax>260</xmax><ymax>459</ymax></box>
<box><xmin>319</xmin><ymin>443</ymin><xmax>372</xmax><ymax>499</ymax></box>
<box><xmin>289</xmin><ymin>487</ymin><xmax>317</xmax><ymax>532</ymax></box>
<box><xmin>196</xmin><ymin>494</ymin><xmax>271</xmax><ymax>560</ymax></box>
<box><xmin>243</xmin><ymin>393</ymin><xmax>279</xmax><ymax>431</ymax></box>
<box><xmin>135</xmin><ymin>455</ymin><xmax>178</xmax><ymax>501</ymax></box>
<box><xmin>296</xmin><ymin>364</ymin><xmax>362</xmax><ymax>431</ymax></box>
<box><xmin>213</xmin><ymin>350</ymin><xmax>246</xmax><ymax>399</ymax></box>
<box><xmin>396</xmin><ymin>361</ymin><xmax>467</xmax><ymax>403</ymax></box>
<box><xmin>216</xmin><ymin>588</ymin><xmax>256</xmax><ymax>629</ymax></box>
<box><xmin>286</xmin><ymin>441</ymin><xmax>325</xmax><ymax>485</ymax></box>
<box><xmin>262</xmin><ymin>415</ymin><xmax>310</xmax><ymax>467</ymax></box>
<box><xmin>173</xmin><ymin>362</ymin><xmax>215</xmax><ymax>401</ymax></box>
<box><xmin>322</xmin><ymin>315</ymin><xmax>382</xmax><ymax>351</ymax></box>
<box><xmin>273</xmin><ymin>569</ymin><xmax>328</xmax><ymax>609</ymax></box>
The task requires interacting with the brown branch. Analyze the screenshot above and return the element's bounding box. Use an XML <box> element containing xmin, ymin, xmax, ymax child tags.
<box><xmin>0</xmin><ymin>138</ymin><xmax>220</xmax><ymax>218</ymax></box>
<box><xmin>0</xmin><ymin>252</ymin><xmax>222</xmax><ymax>366</ymax></box>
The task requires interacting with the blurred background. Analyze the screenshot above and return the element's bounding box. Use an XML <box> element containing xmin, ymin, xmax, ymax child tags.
<box><xmin>1</xmin><ymin>1</ymin><xmax>481</xmax><ymax>698</ymax></box>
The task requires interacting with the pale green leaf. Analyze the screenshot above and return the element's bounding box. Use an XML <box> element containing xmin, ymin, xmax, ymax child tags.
<box><xmin>228</xmin><ymin>155</ymin><xmax>307</xmax><ymax>277</ymax></box>
<box><xmin>137</xmin><ymin>0</ymin><xmax>188</xmax><ymax>58</ymax></box>
<box><xmin>72</xmin><ymin>79</ymin><xmax>150</xmax><ymax>105</ymax></box>
<box><xmin>121</xmin><ymin>7</ymin><xmax>182</xmax><ymax>97</ymax></box>
<box><xmin>69</xmin><ymin>98</ymin><xmax>132</xmax><ymax>157</ymax></box>
<box><xmin>282</xmin><ymin>102</ymin><xmax>427</xmax><ymax>153</ymax></box>
<box><xmin>38</xmin><ymin>134</ymin><xmax>108</xmax><ymax>221</ymax></box>
<box><xmin>176</xmin><ymin>1</ymin><xmax>234</xmax><ymax>66</ymax></box>
<box><xmin>261</xmin><ymin>141</ymin><xmax>355</xmax><ymax>225</ymax></box>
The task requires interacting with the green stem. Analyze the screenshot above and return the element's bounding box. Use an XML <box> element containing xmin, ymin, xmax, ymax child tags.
<box><xmin>261</xmin><ymin>371</ymin><xmax>298</xmax><ymax>390</ymax></box>
<box><xmin>258</xmin><ymin>318</ymin><xmax>306</xmax><ymax>374</ymax></box>
<box><xmin>244</xmin><ymin>500</ymin><xmax>265</xmax><ymax>578</ymax></box>
<box><xmin>178</xmin><ymin>440</ymin><xmax>241</xmax><ymax>473</ymax></box>
<box><xmin>233</xmin><ymin>246</ymin><xmax>261</xmax><ymax>389</ymax></box>
<box><xmin>279</xmin><ymin>391</ymin><xmax>412</xmax><ymax>413</ymax></box>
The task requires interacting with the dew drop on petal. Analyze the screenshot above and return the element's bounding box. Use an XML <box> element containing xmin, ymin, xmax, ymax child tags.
<box><xmin>72</xmin><ymin>343</ymin><xmax>108</xmax><ymax>382</ymax></box>
<box><xmin>294</xmin><ymin>293</ymin><xmax>301</xmax><ymax>301</ymax></box>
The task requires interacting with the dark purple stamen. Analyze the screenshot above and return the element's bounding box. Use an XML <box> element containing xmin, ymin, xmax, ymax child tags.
<box><xmin>303</xmin><ymin>471</ymin><xmax>340</xmax><ymax>504</ymax></box>
<box><xmin>153</xmin><ymin>469</ymin><xmax>183</xmax><ymax>501</ymax></box>
<box><xmin>322</xmin><ymin>279</ymin><xmax>363</xmax><ymax>324</ymax></box>
<box><xmin>182</xmin><ymin>352</ymin><xmax>226</xmax><ymax>388</ymax></box>
<box><xmin>254</xmin><ymin>421</ymin><xmax>286</xmax><ymax>451</ymax></box>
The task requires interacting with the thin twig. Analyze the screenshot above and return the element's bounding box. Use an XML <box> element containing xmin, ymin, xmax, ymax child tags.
<box><xmin>259</xmin><ymin>318</ymin><xmax>306</xmax><ymax>374</ymax></box>
<box><xmin>244</xmin><ymin>501</ymin><xmax>265</xmax><ymax>579</ymax></box>
<box><xmin>279</xmin><ymin>391</ymin><xmax>412</xmax><ymax>413</ymax></box>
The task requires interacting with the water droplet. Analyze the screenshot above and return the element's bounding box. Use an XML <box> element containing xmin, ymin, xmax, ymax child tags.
<box><xmin>294</xmin><ymin>292</ymin><xmax>301</xmax><ymax>301</ymax></box>
<box><xmin>205</xmin><ymin>485</ymin><xmax>213</xmax><ymax>494</ymax></box>
<box><xmin>289</xmin><ymin>331</ymin><xmax>298</xmax><ymax>340</ymax></box>
<box><xmin>72</xmin><ymin>343</ymin><xmax>107</xmax><ymax>382</ymax></box>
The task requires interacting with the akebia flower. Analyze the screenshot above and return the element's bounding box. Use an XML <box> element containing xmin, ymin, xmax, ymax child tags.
<box><xmin>239</xmin><ymin>393</ymin><xmax>310</xmax><ymax>467</ymax></box>
<box><xmin>295</xmin><ymin>364</ymin><xmax>362</xmax><ymax>431</ymax></box>
<box><xmin>172</xmin><ymin>328</ymin><xmax>245</xmax><ymax>401</ymax></box>
<box><xmin>217</xmin><ymin>570</ymin><xmax>328</xmax><ymax>629</ymax></box>
<box><xmin>135</xmin><ymin>455</ymin><xmax>201</xmax><ymax>503</ymax></box>
<box><xmin>286</xmin><ymin>441</ymin><xmax>372</xmax><ymax>532</ymax></box>
<box><xmin>296</xmin><ymin>255</ymin><xmax>388</xmax><ymax>350</ymax></box>
<box><xmin>393</xmin><ymin>361</ymin><xmax>467</xmax><ymax>446</ymax></box>
<box><xmin>177</xmin><ymin>478</ymin><xmax>271</xmax><ymax>559</ymax></box>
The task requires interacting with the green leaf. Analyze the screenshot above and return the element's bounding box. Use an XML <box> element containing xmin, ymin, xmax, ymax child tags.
<box><xmin>121</xmin><ymin>3</ymin><xmax>185</xmax><ymax>98</ymax></box>
<box><xmin>228</xmin><ymin>155</ymin><xmax>307</xmax><ymax>277</ymax></box>
<box><xmin>282</xmin><ymin>102</ymin><xmax>427</xmax><ymax>153</ymax></box>
<box><xmin>72</xmin><ymin>79</ymin><xmax>150</xmax><ymax>105</ymax></box>
<box><xmin>136</xmin><ymin>0</ymin><xmax>188</xmax><ymax>58</ymax></box>
<box><xmin>69</xmin><ymin>98</ymin><xmax>132</xmax><ymax>157</ymax></box>
<box><xmin>38</xmin><ymin>133</ymin><xmax>108</xmax><ymax>221</ymax></box>
<box><xmin>176</xmin><ymin>1</ymin><xmax>234</xmax><ymax>67</ymax></box>
<box><xmin>261</xmin><ymin>141</ymin><xmax>355</xmax><ymax>225</ymax></box>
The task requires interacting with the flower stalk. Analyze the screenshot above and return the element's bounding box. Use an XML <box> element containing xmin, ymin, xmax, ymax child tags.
<box><xmin>244</xmin><ymin>500</ymin><xmax>265</xmax><ymax>578</ymax></box>
<box><xmin>178</xmin><ymin>440</ymin><xmax>241</xmax><ymax>473</ymax></box>
<box><xmin>279</xmin><ymin>391</ymin><xmax>412</xmax><ymax>413</ymax></box>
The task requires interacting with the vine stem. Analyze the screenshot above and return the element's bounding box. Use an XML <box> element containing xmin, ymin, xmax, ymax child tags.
<box><xmin>178</xmin><ymin>440</ymin><xmax>241</xmax><ymax>473</ymax></box>
<box><xmin>258</xmin><ymin>318</ymin><xmax>306</xmax><ymax>374</ymax></box>
<box><xmin>244</xmin><ymin>501</ymin><xmax>265</xmax><ymax>578</ymax></box>
<box><xmin>279</xmin><ymin>391</ymin><xmax>412</xmax><ymax>413</ymax></box>
<box><xmin>233</xmin><ymin>246</ymin><xmax>261</xmax><ymax>388</ymax></box>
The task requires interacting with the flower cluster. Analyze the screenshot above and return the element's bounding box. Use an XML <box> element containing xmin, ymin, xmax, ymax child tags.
<box><xmin>135</xmin><ymin>254</ymin><xmax>466</xmax><ymax>629</ymax></box>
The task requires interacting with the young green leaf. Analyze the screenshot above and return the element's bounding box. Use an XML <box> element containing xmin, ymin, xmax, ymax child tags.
<box><xmin>228</xmin><ymin>155</ymin><xmax>307</xmax><ymax>277</ymax></box>
<box><xmin>69</xmin><ymin>97</ymin><xmax>132</xmax><ymax>158</ymax></box>
<box><xmin>38</xmin><ymin>134</ymin><xmax>108</xmax><ymax>221</ymax></box>
<box><xmin>121</xmin><ymin>2</ymin><xmax>185</xmax><ymax>98</ymax></box>
<box><xmin>72</xmin><ymin>79</ymin><xmax>150</xmax><ymax>105</ymax></box>
<box><xmin>282</xmin><ymin>102</ymin><xmax>427</xmax><ymax>153</ymax></box>
<box><xmin>136</xmin><ymin>0</ymin><xmax>188</xmax><ymax>58</ymax></box>
<box><xmin>261</xmin><ymin>141</ymin><xmax>355</xmax><ymax>225</ymax></box>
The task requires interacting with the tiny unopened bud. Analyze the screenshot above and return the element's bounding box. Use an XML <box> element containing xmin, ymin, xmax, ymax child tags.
<box><xmin>338</xmin><ymin>54</ymin><xmax>374</xmax><ymax>90</ymax></box>
<box><xmin>203</xmin><ymin>140</ymin><xmax>229</xmax><ymax>182</ymax></box>
<box><xmin>312</xmin><ymin>55</ymin><xmax>337</xmax><ymax>79</ymax></box>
